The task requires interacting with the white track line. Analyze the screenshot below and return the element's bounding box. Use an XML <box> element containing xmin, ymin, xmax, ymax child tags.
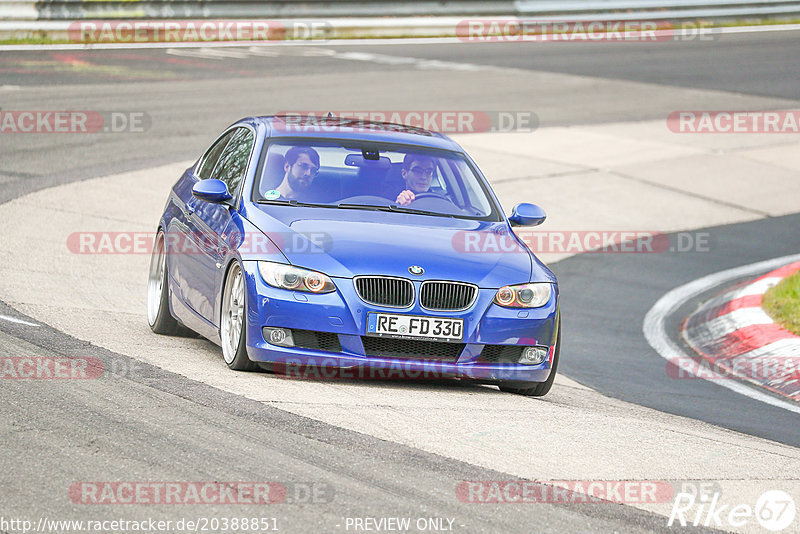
<box><xmin>643</xmin><ymin>253</ymin><xmax>800</xmax><ymax>414</ymax></box>
<box><xmin>1</xmin><ymin>23</ymin><xmax>800</xmax><ymax>51</ymax></box>
<box><xmin>0</xmin><ymin>314</ymin><xmax>39</xmax><ymax>327</ymax></box>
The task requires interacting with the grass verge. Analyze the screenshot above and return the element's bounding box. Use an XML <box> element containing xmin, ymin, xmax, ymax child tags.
<box><xmin>763</xmin><ymin>270</ymin><xmax>800</xmax><ymax>336</ymax></box>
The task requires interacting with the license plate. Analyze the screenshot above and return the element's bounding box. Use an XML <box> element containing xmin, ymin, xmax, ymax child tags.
<box><xmin>366</xmin><ymin>313</ymin><xmax>464</xmax><ymax>342</ymax></box>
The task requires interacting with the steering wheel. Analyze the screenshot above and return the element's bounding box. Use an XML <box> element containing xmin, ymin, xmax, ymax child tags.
<box><xmin>411</xmin><ymin>192</ymin><xmax>451</xmax><ymax>202</ymax></box>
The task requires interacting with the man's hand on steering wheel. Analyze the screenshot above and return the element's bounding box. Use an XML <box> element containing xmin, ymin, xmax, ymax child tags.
<box><xmin>395</xmin><ymin>190</ymin><xmax>416</xmax><ymax>206</ymax></box>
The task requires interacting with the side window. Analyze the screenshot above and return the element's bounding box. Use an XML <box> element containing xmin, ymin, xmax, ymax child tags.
<box><xmin>197</xmin><ymin>130</ymin><xmax>235</xmax><ymax>180</ymax></box>
<box><xmin>209</xmin><ymin>128</ymin><xmax>255</xmax><ymax>196</ymax></box>
<box><xmin>450</xmin><ymin>159</ymin><xmax>491</xmax><ymax>215</ymax></box>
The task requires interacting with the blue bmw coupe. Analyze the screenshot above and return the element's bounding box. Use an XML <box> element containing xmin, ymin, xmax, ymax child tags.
<box><xmin>147</xmin><ymin>115</ymin><xmax>560</xmax><ymax>396</ymax></box>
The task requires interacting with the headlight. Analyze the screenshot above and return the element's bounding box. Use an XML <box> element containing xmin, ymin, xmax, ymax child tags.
<box><xmin>258</xmin><ymin>261</ymin><xmax>336</xmax><ymax>293</ymax></box>
<box><xmin>494</xmin><ymin>283</ymin><xmax>552</xmax><ymax>308</ymax></box>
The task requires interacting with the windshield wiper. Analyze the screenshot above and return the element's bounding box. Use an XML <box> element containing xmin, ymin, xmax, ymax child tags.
<box><xmin>259</xmin><ymin>199</ymin><xmax>455</xmax><ymax>218</ymax></box>
<box><xmin>336</xmin><ymin>203</ymin><xmax>393</xmax><ymax>212</ymax></box>
<box><xmin>387</xmin><ymin>204</ymin><xmax>456</xmax><ymax>218</ymax></box>
<box><xmin>335</xmin><ymin>203</ymin><xmax>456</xmax><ymax>218</ymax></box>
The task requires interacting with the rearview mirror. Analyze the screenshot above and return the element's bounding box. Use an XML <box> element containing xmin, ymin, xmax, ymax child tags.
<box><xmin>344</xmin><ymin>154</ymin><xmax>391</xmax><ymax>168</ymax></box>
<box><xmin>509</xmin><ymin>203</ymin><xmax>546</xmax><ymax>227</ymax></box>
<box><xmin>192</xmin><ymin>179</ymin><xmax>232</xmax><ymax>204</ymax></box>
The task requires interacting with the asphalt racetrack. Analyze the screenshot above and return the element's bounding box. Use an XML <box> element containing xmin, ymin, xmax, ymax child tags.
<box><xmin>1</xmin><ymin>29</ymin><xmax>799</xmax><ymax>533</ymax></box>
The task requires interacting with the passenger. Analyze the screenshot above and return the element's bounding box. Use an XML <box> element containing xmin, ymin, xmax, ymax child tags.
<box><xmin>273</xmin><ymin>146</ymin><xmax>320</xmax><ymax>200</ymax></box>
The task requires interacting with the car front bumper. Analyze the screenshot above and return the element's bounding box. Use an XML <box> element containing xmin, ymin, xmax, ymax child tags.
<box><xmin>240</xmin><ymin>261</ymin><xmax>559</xmax><ymax>384</ymax></box>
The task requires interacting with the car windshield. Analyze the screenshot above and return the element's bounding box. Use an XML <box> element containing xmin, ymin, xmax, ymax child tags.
<box><xmin>254</xmin><ymin>140</ymin><xmax>499</xmax><ymax>220</ymax></box>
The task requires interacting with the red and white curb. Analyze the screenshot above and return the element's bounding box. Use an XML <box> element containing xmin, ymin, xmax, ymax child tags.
<box><xmin>681</xmin><ymin>261</ymin><xmax>800</xmax><ymax>401</ymax></box>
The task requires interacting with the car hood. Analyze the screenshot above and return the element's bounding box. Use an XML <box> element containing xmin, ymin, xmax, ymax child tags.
<box><xmin>244</xmin><ymin>205</ymin><xmax>555</xmax><ymax>288</ymax></box>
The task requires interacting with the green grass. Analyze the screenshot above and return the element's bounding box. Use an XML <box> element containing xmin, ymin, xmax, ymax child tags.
<box><xmin>763</xmin><ymin>271</ymin><xmax>800</xmax><ymax>336</ymax></box>
<box><xmin>714</xmin><ymin>17</ymin><xmax>800</xmax><ymax>27</ymax></box>
<box><xmin>0</xmin><ymin>36</ymin><xmax>71</xmax><ymax>45</ymax></box>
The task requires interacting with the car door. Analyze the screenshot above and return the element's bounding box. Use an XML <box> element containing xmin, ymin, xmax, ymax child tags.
<box><xmin>184</xmin><ymin>126</ymin><xmax>255</xmax><ymax>324</ymax></box>
<box><xmin>172</xmin><ymin>129</ymin><xmax>235</xmax><ymax>319</ymax></box>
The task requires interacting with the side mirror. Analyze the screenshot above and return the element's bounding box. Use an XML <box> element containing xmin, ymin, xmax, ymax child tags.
<box><xmin>509</xmin><ymin>203</ymin><xmax>546</xmax><ymax>227</ymax></box>
<box><xmin>192</xmin><ymin>179</ymin><xmax>232</xmax><ymax>204</ymax></box>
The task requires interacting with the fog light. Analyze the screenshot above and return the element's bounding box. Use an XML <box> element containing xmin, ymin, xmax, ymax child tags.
<box><xmin>263</xmin><ymin>327</ymin><xmax>294</xmax><ymax>347</ymax></box>
<box><xmin>519</xmin><ymin>346</ymin><xmax>547</xmax><ymax>365</ymax></box>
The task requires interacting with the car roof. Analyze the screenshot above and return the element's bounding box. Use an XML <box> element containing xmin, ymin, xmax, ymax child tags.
<box><xmin>244</xmin><ymin>115</ymin><xmax>464</xmax><ymax>152</ymax></box>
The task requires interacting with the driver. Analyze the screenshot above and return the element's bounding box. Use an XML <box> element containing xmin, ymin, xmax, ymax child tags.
<box><xmin>394</xmin><ymin>154</ymin><xmax>436</xmax><ymax>207</ymax></box>
<box><xmin>273</xmin><ymin>146</ymin><xmax>320</xmax><ymax>200</ymax></box>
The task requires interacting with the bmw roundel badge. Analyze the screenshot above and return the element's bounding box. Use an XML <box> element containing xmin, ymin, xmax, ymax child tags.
<box><xmin>409</xmin><ymin>265</ymin><xmax>424</xmax><ymax>275</ymax></box>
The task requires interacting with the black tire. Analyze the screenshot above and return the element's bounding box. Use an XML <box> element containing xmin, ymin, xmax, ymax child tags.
<box><xmin>147</xmin><ymin>230</ymin><xmax>195</xmax><ymax>337</ymax></box>
<box><xmin>500</xmin><ymin>315</ymin><xmax>561</xmax><ymax>397</ymax></box>
<box><xmin>220</xmin><ymin>261</ymin><xmax>258</xmax><ymax>371</ymax></box>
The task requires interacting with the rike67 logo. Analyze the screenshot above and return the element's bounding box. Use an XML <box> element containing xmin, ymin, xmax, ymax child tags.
<box><xmin>669</xmin><ymin>490</ymin><xmax>796</xmax><ymax>531</ymax></box>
